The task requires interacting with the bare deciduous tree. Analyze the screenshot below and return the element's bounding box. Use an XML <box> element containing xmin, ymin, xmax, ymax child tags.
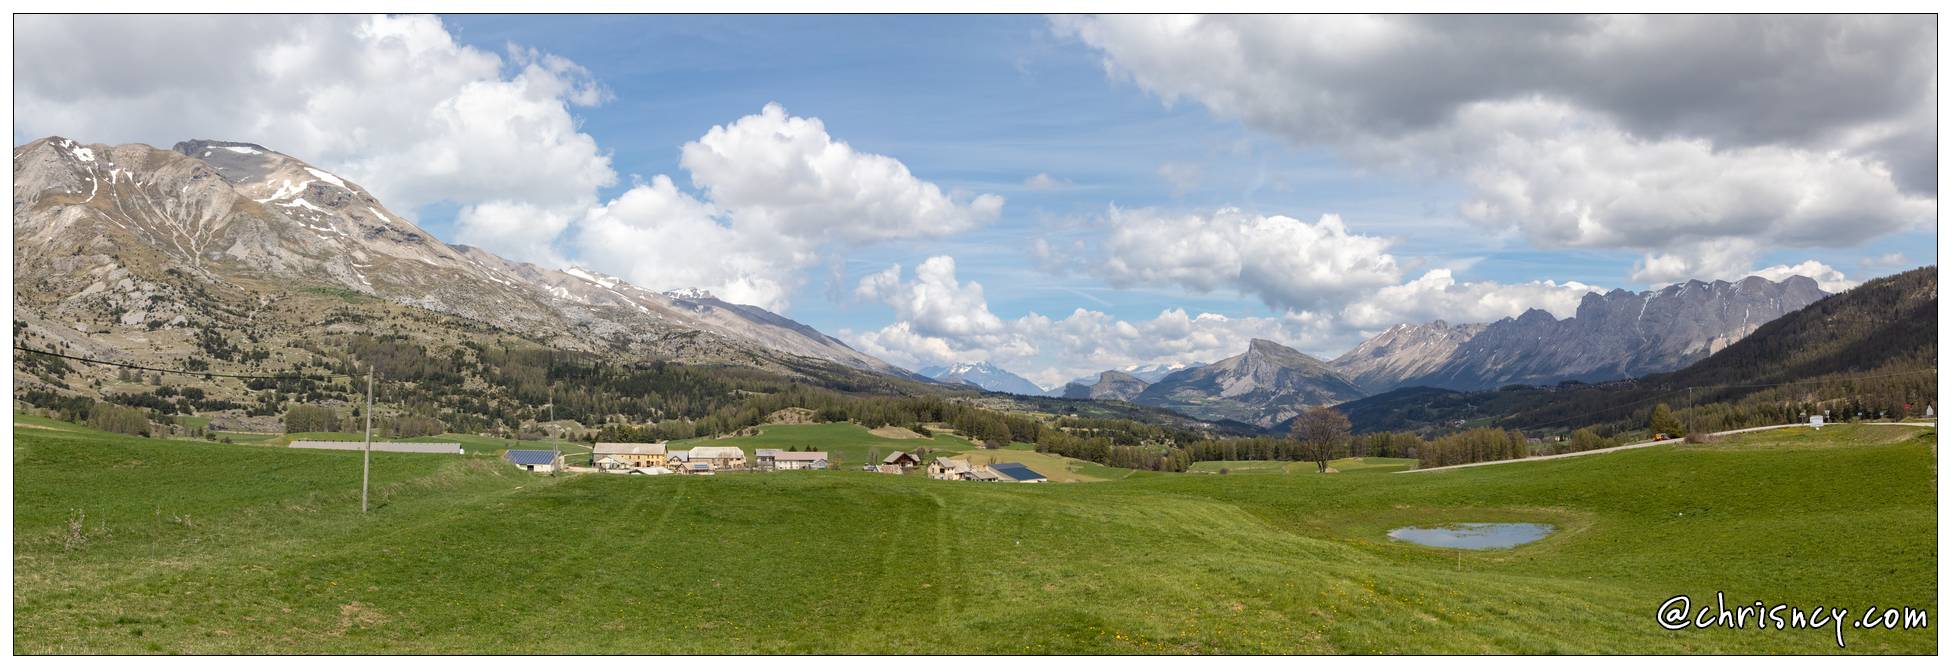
<box><xmin>1289</xmin><ymin>406</ymin><xmax>1351</xmax><ymax>473</ymax></box>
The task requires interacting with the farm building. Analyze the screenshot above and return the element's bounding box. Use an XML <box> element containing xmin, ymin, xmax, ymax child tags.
<box><xmin>288</xmin><ymin>440</ymin><xmax>462</xmax><ymax>455</ymax></box>
<box><xmin>927</xmin><ymin>458</ymin><xmax>974</xmax><ymax>480</ymax></box>
<box><xmin>753</xmin><ymin>448</ymin><xmax>784</xmax><ymax>470</ymax></box>
<box><xmin>986</xmin><ymin>462</ymin><xmax>1047</xmax><ymax>483</ymax></box>
<box><xmin>765</xmin><ymin>450</ymin><xmax>830</xmax><ymax>471</ymax></box>
<box><xmin>688</xmin><ymin>446</ymin><xmax>747</xmax><ymax>471</ymax></box>
<box><xmin>593</xmin><ymin>442</ymin><xmax>668</xmax><ymax>470</ymax></box>
<box><xmin>504</xmin><ymin>449</ymin><xmax>559</xmax><ymax>473</ymax></box>
<box><xmin>882</xmin><ymin>451</ymin><xmax>921</xmax><ymax>469</ymax></box>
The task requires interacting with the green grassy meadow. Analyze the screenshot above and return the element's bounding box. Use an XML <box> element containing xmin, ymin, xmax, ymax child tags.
<box><xmin>1186</xmin><ymin>457</ymin><xmax>1417</xmax><ymax>475</ymax></box>
<box><xmin>12</xmin><ymin>420</ymin><xmax>1936</xmax><ymax>654</ymax></box>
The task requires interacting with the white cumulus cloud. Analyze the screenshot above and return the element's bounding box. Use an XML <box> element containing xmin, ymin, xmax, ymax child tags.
<box><xmin>845</xmin><ymin>253</ymin><xmax>1350</xmax><ymax>387</ymax></box>
<box><xmin>1097</xmin><ymin>207</ymin><xmax>1401</xmax><ymax>313</ymax></box>
<box><xmin>679</xmin><ymin>103</ymin><xmax>1003</xmax><ymax>244</ymax></box>
<box><xmin>1058</xmin><ymin>14</ymin><xmax>1936</xmax><ymax>266</ymax></box>
<box><xmin>563</xmin><ymin>104</ymin><xmax>1006</xmax><ymax>311</ymax></box>
<box><xmin>1339</xmin><ymin>269</ymin><xmax>1603</xmax><ymax>329</ymax></box>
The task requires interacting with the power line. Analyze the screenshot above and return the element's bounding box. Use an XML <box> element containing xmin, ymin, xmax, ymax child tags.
<box><xmin>12</xmin><ymin>345</ymin><xmax>349</xmax><ymax>381</ymax></box>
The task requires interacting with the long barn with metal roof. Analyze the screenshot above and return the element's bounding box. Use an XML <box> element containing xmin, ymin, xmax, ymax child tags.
<box><xmin>987</xmin><ymin>462</ymin><xmax>1047</xmax><ymax>483</ymax></box>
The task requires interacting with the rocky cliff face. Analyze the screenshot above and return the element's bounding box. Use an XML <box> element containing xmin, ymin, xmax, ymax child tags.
<box><xmin>1328</xmin><ymin>320</ymin><xmax>1486</xmax><ymax>394</ymax></box>
<box><xmin>1060</xmin><ymin>370</ymin><xmax>1150</xmax><ymax>401</ymax></box>
<box><xmin>12</xmin><ymin>136</ymin><xmax>909</xmax><ymax>377</ymax></box>
<box><xmin>1331</xmin><ymin>276</ymin><xmax>1829</xmax><ymax>391</ymax></box>
<box><xmin>1132</xmin><ymin>338</ymin><xmax>1364</xmax><ymax>428</ymax></box>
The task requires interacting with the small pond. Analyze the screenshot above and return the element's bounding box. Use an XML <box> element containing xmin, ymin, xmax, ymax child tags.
<box><xmin>1387</xmin><ymin>522</ymin><xmax>1555</xmax><ymax>550</ymax></box>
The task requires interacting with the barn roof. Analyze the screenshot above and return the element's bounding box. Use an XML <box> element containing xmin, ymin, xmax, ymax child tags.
<box><xmin>989</xmin><ymin>462</ymin><xmax>1046</xmax><ymax>481</ymax></box>
<box><xmin>689</xmin><ymin>446</ymin><xmax>745</xmax><ymax>459</ymax></box>
<box><xmin>776</xmin><ymin>451</ymin><xmax>828</xmax><ymax>461</ymax></box>
<box><xmin>290</xmin><ymin>440</ymin><xmax>462</xmax><ymax>455</ymax></box>
<box><xmin>593</xmin><ymin>442</ymin><xmax>667</xmax><ymax>455</ymax></box>
<box><xmin>505</xmin><ymin>449</ymin><xmax>557</xmax><ymax>466</ymax></box>
<box><xmin>883</xmin><ymin>451</ymin><xmax>917</xmax><ymax>464</ymax></box>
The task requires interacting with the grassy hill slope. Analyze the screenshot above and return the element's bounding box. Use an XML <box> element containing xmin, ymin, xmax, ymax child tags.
<box><xmin>13</xmin><ymin>420</ymin><xmax>1935</xmax><ymax>654</ymax></box>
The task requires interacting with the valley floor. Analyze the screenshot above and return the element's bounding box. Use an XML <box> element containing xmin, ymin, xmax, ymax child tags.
<box><xmin>11</xmin><ymin>420</ymin><xmax>1937</xmax><ymax>654</ymax></box>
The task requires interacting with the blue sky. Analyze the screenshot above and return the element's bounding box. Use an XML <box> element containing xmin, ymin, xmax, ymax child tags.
<box><xmin>434</xmin><ymin>14</ymin><xmax>1472</xmax><ymax>326</ymax></box>
<box><xmin>15</xmin><ymin>15</ymin><xmax>1936</xmax><ymax>387</ymax></box>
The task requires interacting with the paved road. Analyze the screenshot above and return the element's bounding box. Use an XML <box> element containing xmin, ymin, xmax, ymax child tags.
<box><xmin>1399</xmin><ymin>421</ymin><xmax>1936</xmax><ymax>474</ymax></box>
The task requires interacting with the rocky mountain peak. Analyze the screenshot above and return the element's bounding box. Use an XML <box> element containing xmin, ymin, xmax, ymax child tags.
<box><xmin>1332</xmin><ymin>274</ymin><xmax>1830</xmax><ymax>392</ymax></box>
<box><xmin>1134</xmin><ymin>338</ymin><xmax>1361</xmax><ymax>428</ymax></box>
<box><xmin>1061</xmin><ymin>369</ymin><xmax>1150</xmax><ymax>402</ymax></box>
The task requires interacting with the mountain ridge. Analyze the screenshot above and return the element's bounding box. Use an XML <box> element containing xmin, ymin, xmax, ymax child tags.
<box><xmin>1329</xmin><ymin>275</ymin><xmax>1828</xmax><ymax>392</ymax></box>
<box><xmin>11</xmin><ymin>136</ymin><xmax>915</xmax><ymax>380</ymax></box>
<box><xmin>1336</xmin><ymin>266</ymin><xmax>1935</xmax><ymax>435</ymax></box>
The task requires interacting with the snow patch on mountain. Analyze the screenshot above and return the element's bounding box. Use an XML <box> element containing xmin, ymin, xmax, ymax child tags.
<box><xmin>303</xmin><ymin>167</ymin><xmax>347</xmax><ymax>189</ymax></box>
<box><xmin>663</xmin><ymin>287</ymin><xmax>716</xmax><ymax>301</ymax></box>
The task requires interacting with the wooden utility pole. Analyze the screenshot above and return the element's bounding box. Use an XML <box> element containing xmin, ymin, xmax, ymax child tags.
<box><xmin>362</xmin><ymin>366</ymin><xmax>374</xmax><ymax>514</ymax></box>
<box><xmin>1687</xmin><ymin>386</ymin><xmax>1696</xmax><ymax>437</ymax></box>
<box><xmin>549</xmin><ymin>386</ymin><xmax>559</xmax><ymax>477</ymax></box>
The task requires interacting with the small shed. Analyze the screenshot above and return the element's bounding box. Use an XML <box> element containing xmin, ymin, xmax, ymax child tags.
<box><xmin>504</xmin><ymin>449</ymin><xmax>559</xmax><ymax>473</ymax></box>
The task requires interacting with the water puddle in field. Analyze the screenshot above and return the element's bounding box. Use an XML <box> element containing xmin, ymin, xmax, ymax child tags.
<box><xmin>1387</xmin><ymin>523</ymin><xmax>1555</xmax><ymax>550</ymax></box>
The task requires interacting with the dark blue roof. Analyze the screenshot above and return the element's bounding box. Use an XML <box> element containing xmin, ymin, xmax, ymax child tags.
<box><xmin>989</xmin><ymin>462</ymin><xmax>1045</xmax><ymax>481</ymax></box>
<box><xmin>505</xmin><ymin>449</ymin><xmax>556</xmax><ymax>465</ymax></box>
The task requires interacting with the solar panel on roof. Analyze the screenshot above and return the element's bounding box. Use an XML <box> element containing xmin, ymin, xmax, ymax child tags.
<box><xmin>989</xmin><ymin>462</ymin><xmax>1045</xmax><ymax>480</ymax></box>
<box><xmin>506</xmin><ymin>450</ymin><xmax>556</xmax><ymax>465</ymax></box>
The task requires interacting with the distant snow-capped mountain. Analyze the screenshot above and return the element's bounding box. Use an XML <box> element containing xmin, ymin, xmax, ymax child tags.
<box><xmin>919</xmin><ymin>361</ymin><xmax>1050</xmax><ymax>396</ymax></box>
